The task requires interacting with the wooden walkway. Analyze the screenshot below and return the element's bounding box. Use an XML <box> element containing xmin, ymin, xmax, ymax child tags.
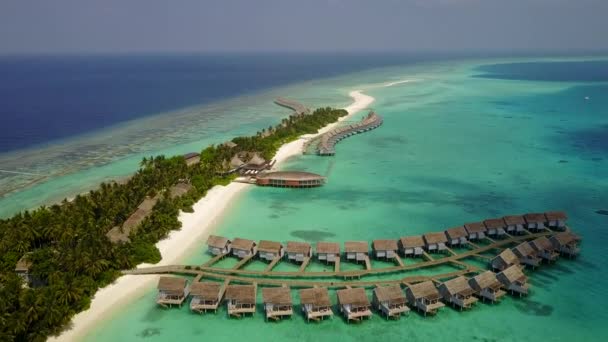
<box><xmin>364</xmin><ymin>256</ymin><xmax>372</xmax><ymax>270</ymax></box>
<box><xmin>394</xmin><ymin>254</ymin><xmax>404</xmax><ymax>267</ymax></box>
<box><xmin>203</xmin><ymin>253</ymin><xmax>227</xmax><ymax>267</ymax></box>
<box><xmin>334</xmin><ymin>258</ymin><xmax>340</xmax><ymax>272</ymax></box>
<box><xmin>299</xmin><ymin>257</ymin><xmax>311</xmax><ymax>272</ymax></box>
<box><xmin>316</xmin><ymin>112</ymin><xmax>383</xmax><ymax>156</ymax></box>
<box><xmin>264</xmin><ymin>256</ymin><xmax>281</xmax><ymax>272</ymax></box>
<box><xmin>232</xmin><ymin>254</ymin><xmax>254</xmax><ymax>270</ymax></box>
<box><xmin>274</xmin><ymin>97</ymin><xmax>310</xmax><ymax>115</ymax></box>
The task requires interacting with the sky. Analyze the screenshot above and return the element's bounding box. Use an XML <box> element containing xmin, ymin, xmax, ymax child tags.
<box><xmin>0</xmin><ymin>0</ymin><xmax>607</xmax><ymax>54</ymax></box>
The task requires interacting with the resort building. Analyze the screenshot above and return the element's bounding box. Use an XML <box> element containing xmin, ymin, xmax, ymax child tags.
<box><xmin>372</xmin><ymin>285</ymin><xmax>410</xmax><ymax>319</ymax></box>
<box><xmin>106</xmin><ymin>195</ymin><xmax>159</xmax><ymax>243</ymax></box>
<box><xmin>256</xmin><ymin>171</ymin><xmax>325</xmax><ymax>188</ymax></box>
<box><xmin>183</xmin><ymin>152</ymin><xmax>200</xmax><ymax>166</ymax></box>
<box><xmin>549</xmin><ymin>232</ymin><xmax>581</xmax><ymax>258</ymax></box>
<box><xmin>469</xmin><ymin>271</ymin><xmax>506</xmax><ymax>303</ymax></box>
<box><xmin>262</xmin><ymin>286</ymin><xmax>293</xmax><ymax>321</ymax></box>
<box><xmin>15</xmin><ymin>253</ymin><xmax>33</xmax><ymax>286</ymax></box>
<box><xmin>438</xmin><ymin>276</ymin><xmax>478</xmax><ymax>310</ymax></box>
<box><xmin>299</xmin><ymin>287</ymin><xmax>333</xmax><ymax>322</ymax></box>
<box><xmin>491</xmin><ymin>248</ymin><xmax>521</xmax><ymax>272</ymax></box>
<box><xmin>484</xmin><ymin>218</ymin><xmax>507</xmax><ymax>237</ymax></box>
<box><xmin>371</xmin><ymin>239</ymin><xmax>398</xmax><ymax>260</ymax></box>
<box><xmin>231</xmin><ymin>238</ymin><xmax>257</xmax><ymax>258</ymax></box>
<box><xmin>464</xmin><ymin>222</ymin><xmax>487</xmax><ymax>241</ymax></box>
<box><xmin>241</xmin><ymin>153</ymin><xmax>270</xmax><ymax>174</ymax></box>
<box><xmin>444</xmin><ymin>226</ymin><xmax>468</xmax><ymax>247</ymax></box>
<box><xmin>423</xmin><ymin>232</ymin><xmax>448</xmax><ymax>253</ymax></box>
<box><xmin>545</xmin><ymin>211</ymin><xmax>568</xmax><ymax>230</ymax></box>
<box><xmin>156</xmin><ymin>276</ymin><xmax>189</xmax><ymax>308</ymax></box>
<box><xmin>225</xmin><ymin>284</ymin><xmax>257</xmax><ymax>317</ymax></box>
<box><xmin>524</xmin><ymin>213</ymin><xmax>547</xmax><ymax>232</ymax></box>
<box><xmin>529</xmin><ymin>236</ymin><xmax>559</xmax><ymax>262</ymax></box>
<box><xmin>190</xmin><ymin>281</ymin><xmax>223</xmax><ymax>313</ymax></box>
<box><xmin>512</xmin><ymin>242</ymin><xmax>541</xmax><ymax>268</ymax></box>
<box><xmin>336</xmin><ymin>287</ymin><xmax>372</xmax><ymax>323</ymax></box>
<box><xmin>398</xmin><ymin>236</ymin><xmax>425</xmax><ymax>257</ymax></box>
<box><xmin>169</xmin><ymin>182</ymin><xmax>193</xmax><ymax>199</ymax></box>
<box><xmin>344</xmin><ymin>241</ymin><xmax>369</xmax><ymax>262</ymax></box>
<box><xmin>316</xmin><ymin>242</ymin><xmax>340</xmax><ymax>263</ymax></box>
<box><xmin>496</xmin><ymin>265</ymin><xmax>529</xmax><ymax>296</ymax></box>
<box><xmin>206</xmin><ymin>235</ymin><xmax>231</xmax><ymax>256</ymax></box>
<box><xmin>405</xmin><ymin>281</ymin><xmax>445</xmax><ymax>316</ymax></box>
<box><xmin>285</xmin><ymin>241</ymin><xmax>312</xmax><ymax>263</ymax></box>
<box><xmin>257</xmin><ymin>240</ymin><xmax>284</xmax><ymax>262</ymax></box>
<box><xmin>503</xmin><ymin>215</ymin><xmax>526</xmax><ymax>234</ymax></box>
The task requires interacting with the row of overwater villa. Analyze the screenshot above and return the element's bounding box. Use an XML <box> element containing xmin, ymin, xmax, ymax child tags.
<box><xmin>316</xmin><ymin>111</ymin><xmax>383</xmax><ymax>156</ymax></box>
<box><xmin>149</xmin><ymin>211</ymin><xmax>581</xmax><ymax>323</ymax></box>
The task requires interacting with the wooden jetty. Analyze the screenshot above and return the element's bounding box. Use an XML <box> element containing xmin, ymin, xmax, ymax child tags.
<box><xmin>372</xmin><ymin>285</ymin><xmax>410</xmax><ymax>319</ymax></box>
<box><xmin>274</xmin><ymin>97</ymin><xmax>310</xmax><ymax>115</ymax></box>
<box><xmin>262</xmin><ymin>286</ymin><xmax>293</xmax><ymax>321</ymax></box>
<box><xmin>300</xmin><ymin>287</ymin><xmax>333</xmax><ymax>322</ymax></box>
<box><xmin>337</xmin><ymin>287</ymin><xmax>372</xmax><ymax>323</ymax></box>
<box><xmin>317</xmin><ymin>112</ymin><xmax>383</xmax><ymax>156</ymax></box>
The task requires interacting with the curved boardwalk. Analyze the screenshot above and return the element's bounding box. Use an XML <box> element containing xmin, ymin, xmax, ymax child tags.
<box><xmin>317</xmin><ymin>111</ymin><xmax>383</xmax><ymax>156</ymax></box>
<box><xmin>274</xmin><ymin>97</ymin><xmax>310</xmax><ymax>115</ymax></box>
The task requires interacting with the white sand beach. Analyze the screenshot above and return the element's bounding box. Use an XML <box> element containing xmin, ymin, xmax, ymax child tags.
<box><xmin>49</xmin><ymin>90</ymin><xmax>374</xmax><ymax>342</ymax></box>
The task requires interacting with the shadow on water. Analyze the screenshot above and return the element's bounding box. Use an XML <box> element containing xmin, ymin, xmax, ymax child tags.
<box><xmin>514</xmin><ymin>298</ymin><xmax>554</xmax><ymax>317</ymax></box>
<box><xmin>137</xmin><ymin>327</ymin><xmax>161</xmax><ymax>338</ymax></box>
<box><xmin>290</xmin><ymin>229</ymin><xmax>336</xmax><ymax>241</ymax></box>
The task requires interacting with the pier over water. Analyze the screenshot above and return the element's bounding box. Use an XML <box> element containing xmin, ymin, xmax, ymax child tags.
<box><xmin>317</xmin><ymin>111</ymin><xmax>383</xmax><ymax>156</ymax></box>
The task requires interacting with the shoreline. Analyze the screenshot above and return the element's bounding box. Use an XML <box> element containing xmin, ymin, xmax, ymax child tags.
<box><xmin>49</xmin><ymin>89</ymin><xmax>374</xmax><ymax>342</ymax></box>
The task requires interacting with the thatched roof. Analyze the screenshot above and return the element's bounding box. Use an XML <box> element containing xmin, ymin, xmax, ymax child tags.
<box><xmin>183</xmin><ymin>152</ymin><xmax>200</xmax><ymax>160</ymax></box>
<box><xmin>495</xmin><ymin>248</ymin><xmax>519</xmax><ymax>265</ymax></box>
<box><xmin>106</xmin><ymin>226</ymin><xmax>130</xmax><ymax>243</ymax></box>
<box><xmin>513</xmin><ymin>242</ymin><xmax>537</xmax><ymax>257</ymax></box>
<box><xmin>441</xmin><ymin>276</ymin><xmax>475</xmax><ymax>297</ymax></box>
<box><xmin>169</xmin><ymin>182</ymin><xmax>192</xmax><ymax>199</ymax></box>
<box><xmin>316</xmin><ymin>242</ymin><xmax>340</xmax><ymax>254</ymax></box>
<box><xmin>407</xmin><ymin>281</ymin><xmax>440</xmax><ymax>300</ymax></box>
<box><xmin>445</xmin><ymin>226</ymin><xmax>467</xmax><ymax>239</ymax></box>
<box><xmin>230</xmin><ymin>154</ymin><xmax>245</xmax><ymax>168</ymax></box>
<box><xmin>258</xmin><ymin>240</ymin><xmax>282</xmax><ymax>253</ymax></box>
<box><xmin>551</xmin><ymin>232</ymin><xmax>580</xmax><ymax>245</ymax></box>
<box><xmin>224</xmin><ymin>141</ymin><xmax>238</xmax><ymax>148</ymax></box>
<box><xmin>299</xmin><ymin>288</ymin><xmax>331</xmax><ymax>307</ymax></box>
<box><xmin>248</xmin><ymin>153</ymin><xmax>266</xmax><ymax>166</ymax></box>
<box><xmin>107</xmin><ymin>195</ymin><xmax>161</xmax><ymax>243</ymax></box>
<box><xmin>524</xmin><ymin>213</ymin><xmax>546</xmax><ymax>224</ymax></box>
<box><xmin>484</xmin><ymin>218</ymin><xmax>505</xmax><ymax>229</ymax></box>
<box><xmin>15</xmin><ymin>254</ymin><xmax>32</xmax><ymax>272</ymax></box>
<box><xmin>344</xmin><ymin>241</ymin><xmax>368</xmax><ymax>253</ymax></box>
<box><xmin>498</xmin><ymin>265</ymin><xmax>527</xmax><ymax>284</ymax></box>
<box><xmin>471</xmin><ymin>271</ymin><xmax>501</xmax><ymax>289</ymax></box>
<box><xmin>464</xmin><ymin>222</ymin><xmax>487</xmax><ymax>233</ymax></box>
<box><xmin>372</xmin><ymin>239</ymin><xmax>398</xmax><ymax>251</ymax></box>
<box><xmin>190</xmin><ymin>281</ymin><xmax>221</xmax><ymax>299</ymax></box>
<box><xmin>262</xmin><ymin>287</ymin><xmax>292</xmax><ymax>305</ymax></box>
<box><xmin>207</xmin><ymin>235</ymin><xmax>230</xmax><ymax>249</ymax></box>
<box><xmin>545</xmin><ymin>211</ymin><xmax>568</xmax><ymax>221</ymax></box>
<box><xmin>503</xmin><ymin>215</ymin><xmax>525</xmax><ymax>225</ymax></box>
<box><xmin>336</xmin><ymin>287</ymin><xmax>370</xmax><ymax>306</ymax></box>
<box><xmin>225</xmin><ymin>285</ymin><xmax>256</xmax><ymax>303</ymax></box>
<box><xmin>530</xmin><ymin>237</ymin><xmax>553</xmax><ymax>251</ymax></box>
<box><xmin>232</xmin><ymin>238</ymin><xmax>256</xmax><ymax>251</ymax></box>
<box><xmin>374</xmin><ymin>285</ymin><xmax>406</xmax><ymax>304</ymax></box>
<box><xmin>157</xmin><ymin>277</ymin><xmax>187</xmax><ymax>293</ymax></box>
<box><xmin>286</xmin><ymin>241</ymin><xmax>311</xmax><ymax>254</ymax></box>
<box><xmin>399</xmin><ymin>236</ymin><xmax>425</xmax><ymax>248</ymax></box>
<box><xmin>423</xmin><ymin>232</ymin><xmax>447</xmax><ymax>245</ymax></box>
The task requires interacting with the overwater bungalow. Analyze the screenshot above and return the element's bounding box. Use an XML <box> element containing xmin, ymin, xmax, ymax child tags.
<box><xmin>372</xmin><ymin>285</ymin><xmax>409</xmax><ymax>319</ymax></box>
<box><xmin>299</xmin><ymin>287</ymin><xmax>333</xmax><ymax>322</ymax></box>
<box><xmin>524</xmin><ymin>213</ymin><xmax>547</xmax><ymax>232</ymax></box>
<box><xmin>316</xmin><ymin>242</ymin><xmax>340</xmax><ymax>263</ymax></box>
<box><xmin>496</xmin><ymin>265</ymin><xmax>529</xmax><ymax>296</ymax></box>
<box><xmin>231</xmin><ymin>238</ymin><xmax>257</xmax><ymax>258</ymax></box>
<box><xmin>423</xmin><ymin>232</ymin><xmax>448</xmax><ymax>253</ymax></box>
<box><xmin>258</xmin><ymin>240</ymin><xmax>284</xmax><ymax>262</ymax></box>
<box><xmin>545</xmin><ymin>211</ymin><xmax>568</xmax><ymax>230</ymax></box>
<box><xmin>262</xmin><ymin>286</ymin><xmax>293</xmax><ymax>321</ymax></box>
<box><xmin>285</xmin><ymin>241</ymin><xmax>312</xmax><ymax>263</ymax></box>
<box><xmin>469</xmin><ymin>271</ymin><xmax>506</xmax><ymax>303</ymax></box>
<box><xmin>344</xmin><ymin>241</ymin><xmax>369</xmax><ymax>262</ymax></box>
<box><xmin>512</xmin><ymin>242</ymin><xmax>541</xmax><ymax>268</ymax></box>
<box><xmin>190</xmin><ymin>281</ymin><xmax>222</xmax><ymax>313</ymax></box>
<box><xmin>399</xmin><ymin>236</ymin><xmax>425</xmax><ymax>257</ymax></box>
<box><xmin>372</xmin><ymin>239</ymin><xmax>398</xmax><ymax>260</ymax></box>
<box><xmin>484</xmin><ymin>218</ymin><xmax>507</xmax><ymax>237</ymax></box>
<box><xmin>491</xmin><ymin>248</ymin><xmax>521</xmax><ymax>272</ymax></box>
<box><xmin>464</xmin><ymin>222</ymin><xmax>487</xmax><ymax>241</ymax></box>
<box><xmin>157</xmin><ymin>276</ymin><xmax>189</xmax><ymax>308</ymax></box>
<box><xmin>503</xmin><ymin>215</ymin><xmax>526</xmax><ymax>234</ymax></box>
<box><xmin>444</xmin><ymin>226</ymin><xmax>468</xmax><ymax>247</ymax></box>
<box><xmin>225</xmin><ymin>284</ymin><xmax>257</xmax><ymax>317</ymax></box>
<box><xmin>438</xmin><ymin>276</ymin><xmax>478</xmax><ymax>310</ymax></box>
<box><xmin>336</xmin><ymin>287</ymin><xmax>372</xmax><ymax>323</ymax></box>
<box><xmin>549</xmin><ymin>232</ymin><xmax>581</xmax><ymax>258</ymax></box>
<box><xmin>405</xmin><ymin>281</ymin><xmax>445</xmax><ymax>316</ymax></box>
<box><xmin>529</xmin><ymin>236</ymin><xmax>559</xmax><ymax>262</ymax></box>
<box><xmin>256</xmin><ymin>171</ymin><xmax>325</xmax><ymax>188</ymax></box>
<box><xmin>183</xmin><ymin>152</ymin><xmax>200</xmax><ymax>166</ymax></box>
<box><xmin>207</xmin><ymin>235</ymin><xmax>231</xmax><ymax>256</ymax></box>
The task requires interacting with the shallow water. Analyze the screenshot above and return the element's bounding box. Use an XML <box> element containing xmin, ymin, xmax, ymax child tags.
<box><xmin>81</xmin><ymin>57</ymin><xmax>608</xmax><ymax>340</ymax></box>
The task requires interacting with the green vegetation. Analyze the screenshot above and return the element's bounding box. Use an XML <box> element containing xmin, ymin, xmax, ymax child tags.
<box><xmin>0</xmin><ymin>107</ymin><xmax>347</xmax><ymax>341</ymax></box>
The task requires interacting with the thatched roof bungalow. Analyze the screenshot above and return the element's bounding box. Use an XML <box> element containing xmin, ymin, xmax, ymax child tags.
<box><xmin>496</xmin><ymin>265</ymin><xmax>529</xmax><ymax>296</ymax></box>
<box><xmin>405</xmin><ymin>281</ymin><xmax>445</xmax><ymax>316</ymax></box>
<box><xmin>336</xmin><ymin>287</ymin><xmax>372</xmax><ymax>322</ymax></box>
<box><xmin>512</xmin><ymin>242</ymin><xmax>541</xmax><ymax>268</ymax></box>
<box><xmin>190</xmin><ymin>281</ymin><xmax>223</xmax><ymax>313</ymax></box>
<box><xmin>231</xmin><ymin>238</ymin><xmax>257</xmax><ymax>258</ymax></box>
<box><xmin>549</xmin><ymin>232</ymin><xmax>581</xmax><ymax>258</ymax></box>
<box><xmin>398</xmin><ymin>236</ymin><xmax>425</xmax><ymax>257</ymax></box>
<box><xmin>344</xmin><ymin>241</ymin><xmax>368</xmax><ymax>262</ymax></box>
<box><xmin>225</xmin><ymin>284</ymin><xmax>257</xmax><ymax>317</ymax></box>
<box><xmin>503</xmin><ymin>215</ymin><xmax>526</xmax><ymax>234</ymax></box>
<box><xmin>545</xmin><ymin>211</ymin><xmax>568</xmax><ymax>230</ymax></box>
<box><xmin>183</xmin><ymin>152</ymin><xmax>200</xmax><ymax>166</ymax></box>
<box><xmin>423</xmin><ymin>232</ymin><xmax>448</xmax><ymax>253</ymax></box>
<box><xmin>464</xmin><ymin>222</ymin><xmax>487</xmax><ymax>241</ymax></box>
<box><xmin>316</xmin><ymin>242</ymin><xmax>340</xmax><ymax>263</ymax></box>
<box><xmin>257</xmin><ymin>240</ymin><xmax>283</xmax><ymax>262</ymax></box>
<box><xmin>262</xmin><ymin>286</ymin><xmax>293</xmax><ymax>320</ymax></box>
<box><xmin>529</xmin><ymin>236</ymin><xmax>559</xmax><ymax>262</ymax></box>
<box><xmin>444</xmin><ymin>226</ymin><xmax>468</xmax><ymax>246</ymax></box>
<box><xmin>207</xmin><ymin>235</ymin><xmax>231</xmax><ymax>256</ymax></box>
<box><xmin>524</xmin><ymin>213</ymin><xmax>547</xmax><ymax>231</ymax></box>
<box><xmin>438</xmin><ymin>276</ymin><xmax>478</xmax><ymax>310</ymax></box>
<box><xmin>285</xmin><ymin>241</ymin><xmax>312</xmax><ymax>262</ymax></box>
<box><xmin>157</xmin><ymin>276</ymin><xmax>189</xmax><ymax>308</ymax></box>
<box><xmin>484</xmin><ymin>218</ymin><xmax>507</xmax><ymax>237</ymax></box>
<box><xmin>372</xmin><ymin>239</ymin><xmax>398</xmax><ymax>259</ymax></box>
<box><xmin>299</xmin><ymin>287</ymin><xmax>333</xmax><ymax>321</ymax></box>
<box><xmin>491</xmin><ymin>248</ymin><xmax>520</xmax><ymax>272</ymax></box>
<box><xmin>372</xmin><ymin>285</ymin><xmax>409</xmax><ymax>319</ymax></box>
<box><xmin>469</xmin><ymin>271</ymin><xmax>506</xmax><ymax>303</ymax></box>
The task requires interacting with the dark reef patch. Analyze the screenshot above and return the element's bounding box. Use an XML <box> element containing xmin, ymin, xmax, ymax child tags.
<box><xmin>566</xmin><ymin>124</ymin><xmax>608</xmax><ymax>153</ymax></box>
<box><xmin>514</xmin><ymin>298</ymin><xmax>554</xmax><ymax>316</ymax></box>
<box><xmin>138</xmin><ymin>328</ymin><xmax>161</xmax><ymax>338</ymax></box>
<box><xmin>558</xmin><ymin>160</ymin><xmax>568</xmax><ymax>163</ymax></box>
<box><xmin>290</xmin><ymin>229</ymin><xmax>336</xmax><ymax>241</ymax></box>
<box><xmin>596</xmin><ymin>210</ymin><xmax>608</xmax><ymax>216</ymax></box>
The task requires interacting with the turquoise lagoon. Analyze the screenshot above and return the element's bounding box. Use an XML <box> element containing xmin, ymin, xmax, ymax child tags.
<box><xmin>77</xmin><ymin>57</ymin><xmax>608</xmax><ymax>341</ymax></box>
